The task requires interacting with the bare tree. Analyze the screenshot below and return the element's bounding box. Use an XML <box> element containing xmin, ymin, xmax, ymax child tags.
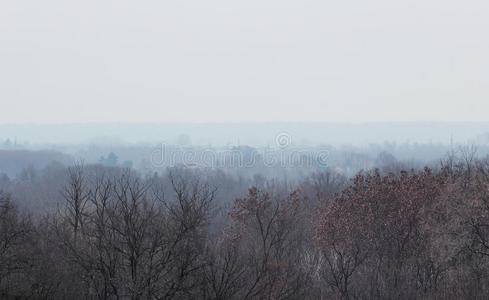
<box><xmin>0</xmin><ymin>191</ymin><xmax>33</xmax><ymax>298</ymax></box>
<box><xmin>61</xmin><ymin>162</ymin><xmax>90</xmax><ymax>243</ymax></box>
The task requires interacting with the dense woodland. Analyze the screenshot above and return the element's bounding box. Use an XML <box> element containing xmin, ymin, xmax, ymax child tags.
<box><xmin>1</xmin><ymin>150</ymin><xmax>489</xmax><ymax>299</ymax></box>
<box><xmin>3</xmin><ymin>0</ymin><xmax>489</xmax><ymax>297</ymax></box>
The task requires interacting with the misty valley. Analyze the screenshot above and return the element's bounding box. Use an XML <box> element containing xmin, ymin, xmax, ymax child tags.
<box><xmin>0</xmin><ymin>134</ymin><xmax>489</xmax><ymax>299</ymax></box>
<box><xmin>2</xmin><ymin>0</ymin><xmax>489</xmax><ymax>298</ymax></box>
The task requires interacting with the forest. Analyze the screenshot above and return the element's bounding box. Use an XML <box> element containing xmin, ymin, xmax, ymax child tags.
<box><xmin>1</xmin><ymin>148</ymin><xmax>489</xmax><ymax>299</ymax></box>
<box><xmin>3</xmin><ymin>0</ymin><xmax>489</xmax><ymax>298</ymax></box>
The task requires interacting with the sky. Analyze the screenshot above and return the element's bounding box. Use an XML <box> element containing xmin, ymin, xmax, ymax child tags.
<box><xmin>1</xmin><ymin>0</ymin><xmax>489</xmax><ymax>124</ymax></box>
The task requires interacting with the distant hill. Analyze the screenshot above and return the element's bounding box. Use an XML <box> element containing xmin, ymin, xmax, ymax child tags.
<box><xmin>0</xmin><ymin>122</ymin><xmax>488</xmax><ymax>146</ymax></box>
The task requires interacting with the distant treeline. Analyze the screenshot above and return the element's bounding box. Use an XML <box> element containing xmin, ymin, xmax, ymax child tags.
<box><xmin>3</xmin><ymin>141</ymin><xmax>488</xmax><ymax>181</ymax></box>
<box><xmin>0</xmin><ymin>149</ymin><xmax>71</xmax><ymax>177</ymax></box>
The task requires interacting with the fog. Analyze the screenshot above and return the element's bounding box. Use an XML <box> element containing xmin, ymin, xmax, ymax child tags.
<box><xmin>1</xmin><ymin>122</ymin><xmax>489</xmax><ymax>146</ymax></box>
<box><xmin>3</xmin><ymin>1</ymin><xmax>489</xmax><ymax>299</ymax></box>
<box><xmin>2</xmin><ymin>0</ymin><xmax>489</xmax><ymax>124</ymax></box>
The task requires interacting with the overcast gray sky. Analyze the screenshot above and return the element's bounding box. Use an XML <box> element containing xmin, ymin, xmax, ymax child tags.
<box><xmin>1</xmin><ymin>0</ymin><xmax>488</xmax><ymax>124</ymax></box>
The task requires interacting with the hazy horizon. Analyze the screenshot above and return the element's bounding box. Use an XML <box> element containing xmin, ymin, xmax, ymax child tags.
<box><xmin>2</xmin><ymin>2</ymin><xmax>489</xmax><ymax>298</ymax></box>
<box><xmin>0</xmin><ymin>121</ymin><xmax>488</xmax><ymax>147</ymax></box>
